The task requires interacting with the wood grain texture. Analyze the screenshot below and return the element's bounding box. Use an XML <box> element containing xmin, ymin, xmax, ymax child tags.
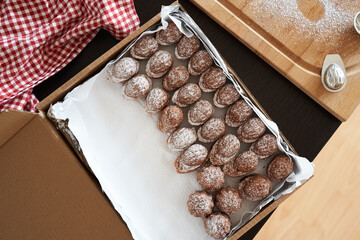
<box><xmin>190</xmin><ymin>0</ymin><xmax>360</xmax><ymax>121</ymax></box>
<box><xmin>254</xmin><ymin>105</ymin><xmax>360</xmax><ymax>240</ymax></box>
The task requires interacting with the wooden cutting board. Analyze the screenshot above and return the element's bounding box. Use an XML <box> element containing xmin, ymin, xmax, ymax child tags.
<box><xmin>190</xmin><ymin>0</ymin><xmax>360</xmax><ymax>121</ymax></box>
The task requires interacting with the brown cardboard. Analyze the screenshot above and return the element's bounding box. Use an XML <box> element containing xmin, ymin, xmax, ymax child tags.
<box><xmin>0</xmin><ymin>110</ymin><xmax>36</xmax><ymax>147</ymax></box>
<box><xmin>0</xmin><ymin>111</ymin><xmax>132</xmax><ymax>240</ymax></box>
<box><xmin>0</xmin><ymin>2</ymin><xmax>309</xmax><ymax>239</ymax></box>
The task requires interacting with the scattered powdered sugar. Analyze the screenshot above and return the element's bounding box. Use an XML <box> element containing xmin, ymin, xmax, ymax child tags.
<box><xmin>248</xmin><ymin>0</ymin><xmax>357</xmax><ymax>49</ymax></box>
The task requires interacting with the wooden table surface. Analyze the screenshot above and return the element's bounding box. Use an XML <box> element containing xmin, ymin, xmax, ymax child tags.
<box><xmin>254</xmin><ymin>106</ymin><xmax>360</xmax><ymax>240</ymax></box>
<box><xmin>33</xmin><ymin>0</ymin><xmax>341</xmax><ymax>239</ymax></box>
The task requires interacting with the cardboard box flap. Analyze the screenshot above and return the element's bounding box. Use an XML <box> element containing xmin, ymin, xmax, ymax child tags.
<box><xmin>0</xmin><ymin>112</ymin><xmax>132</xmax><ymax>239</ymax></box>
<box><xmin>0</xmin><ymin>110</ymin><xmax>37</xmax><ymax>147</ymax></box>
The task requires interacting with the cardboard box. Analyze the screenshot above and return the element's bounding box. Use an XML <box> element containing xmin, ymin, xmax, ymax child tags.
<box><xmin>0</xmin><ymin>3</ymin><xmax>306</xmax><ymax>239</ymax></box>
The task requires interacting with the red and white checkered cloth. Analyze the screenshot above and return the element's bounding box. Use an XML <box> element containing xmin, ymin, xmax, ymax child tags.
<box><xmin>0</xmin><ymin>0</ymin><xmax>140</xmax><ymax>112</ymax></box>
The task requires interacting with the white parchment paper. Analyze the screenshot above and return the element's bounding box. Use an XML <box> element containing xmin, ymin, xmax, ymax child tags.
<box><xmin>49</xmin><ymin>5</ymin><xmax>314</xmax><ymax>240</ymax></box>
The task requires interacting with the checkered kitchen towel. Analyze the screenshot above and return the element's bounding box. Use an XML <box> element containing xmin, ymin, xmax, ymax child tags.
<box><xmin>0</xmin><ymin>0</ymin><xmax>139</xmax><ymax>112</ymax></box>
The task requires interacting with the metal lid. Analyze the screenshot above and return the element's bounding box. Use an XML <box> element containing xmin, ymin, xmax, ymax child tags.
<box><xmin>321</xmin><ymin>54</ymin><xmax>347</xmax><ymax>93</ymax></box>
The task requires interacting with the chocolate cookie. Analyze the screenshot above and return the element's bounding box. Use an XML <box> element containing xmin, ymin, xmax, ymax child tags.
<box><xmin>178</xmin><ymin>144</ymin><xmax>208</xmax><ymax>168</ymax></box>
<box><xmin>225</xmin><ymin>100</ymin><xmax>253</xmax><ymax>127</ymax></box>
<box><xmin>145</xmin><ymin>88</ymin><xmax>170</xmax><ymax>114</ymax></box>
<box><xmin>238</xmin><ymin>174</ymin><xmax>272</xmax><ymax>201</ymax></box>
<box><xmin>209</xmin><ymin>134</ymin><xmax>240</xmax><ymax>165</ymax></box>
<box><xmin>267</xmin><ymin>154</ymin><xmax>293</xmax><ymax>181</ymax></box>
<box><xmin>146</xmin><ymin>50</ymin><xmax>173</xmax><ymax>78</ymax></box>
<box><xmin>187</xmin><ymin>191</ymin><xmax>214</xmax><ymax>218</ymax></box>
<box><xmin>223</xmin><ymin>150</ymin><xmax>259</xmax><ymax>177</ymax></box>
<box><xmin>204</xmin><ymin>212</ymin><xmax>231</xmax><ymax>239</ymax></box>
<box><xmin>250</xmin><ymin>134</ymin><xmax>278</xmax><ymax>160</ymax></box>
<box><xmin>199</xmin><ymin>67</ymin><xmax>226</xmax><ymax>92</ymax></box>
<box><xmin>111</xmin><ymin>57</ymin><xmax>139</xmax><ymax>83</ymax></box>
<box><xmin>175</xmin><ymin>35</ymin><xmax>200</xmax><ymax>60</ymax></box>
<box><xmin>213</xmin><ymin>83</ymin><xmax>240</xmax><ymax>108</ymax></box>
<box><xmin>197</xmin><ymin>164</ymin><xmax>225</xmax><ymax>191</ymax></box>
<box><xmin>237</xmin><ymin>117</ymin><xmax>266</xmax><ymax>143</ymax></box>
<box><xmin>215</xmin><ymin>187</ymin><xmax>242</xmax><ymax>215</ymax></box>
<box><xmin>223</xmin><ymin>159</ymin><xmax>247</xmax><ymax>178</ymax></box>
<box><xmin>172</xmin><ymin>83</ymin><xmax>201</xmax><ymax>107</ymax></box>
<box><xmin>130</xmin><ymin>35</ymin><xmax>158</xmax><ymax>59</ymax></box>
<box><xmin>188</xmin><ymin>100</ymin><xmax>214</xmax><ymax>126</ymax></box>
<box><xmin>234</xmin><ymin>151</ymin><xmax>259</xmax><ymax>173</ymax></box>
<box><xmin>197</xmin><ymin>118</ymin><xmax>226</xmax><ymax>143</ymax></box>
<box><xmin>123</xmin><ymin>74</ymin><xmax>152</xmax><ymax>100</ymax></box>
<box><xmin>157</xmin><ymin>105</ymin><xmax>183</xmax><ymax>133</ymax></box>
<box><xmin>167</xmin><ymin>127</ymin><xmax>197</xmax><ymax>152</ymax></box>
<box><xmin>188</xmin><ymin>50</ymin><xmax>213</xmax><ymax>76</ymax></box>
<box><xmin>156</xmin><ymin>22</ymin><xmax>183</xmax><ymax>45</ymax></box>
<box><xmin>162</xmin><ymin>65</ymin><xmax>189</xmax><ymax>91</ymax></box>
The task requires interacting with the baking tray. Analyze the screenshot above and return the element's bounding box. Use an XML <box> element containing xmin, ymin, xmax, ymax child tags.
<box><xmin>46</xmin><ymin>3</ymin><xmax>314</xmax><ymax>240</ymax></box>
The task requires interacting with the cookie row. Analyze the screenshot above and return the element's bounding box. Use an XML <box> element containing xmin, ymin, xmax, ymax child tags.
<box><xmin>110</xmin><ymin>54</ymin><xmax>235</xmax><ymax>108</ymax></box>
<box><xmin>173</xmin><ymin>117</ymin><xmax>276</xmax><ymax>174</ymax></box>
<box><xmin>187</xmin><ymin>154</ymin><xmax>293</xmax><ymax>239</ymax></box>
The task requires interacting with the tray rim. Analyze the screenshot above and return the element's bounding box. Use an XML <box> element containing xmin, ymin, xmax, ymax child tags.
<box><xmin>38</xmin><ymin>2</ymin><xmax>311</xmax><ymax>240</ymax></box>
